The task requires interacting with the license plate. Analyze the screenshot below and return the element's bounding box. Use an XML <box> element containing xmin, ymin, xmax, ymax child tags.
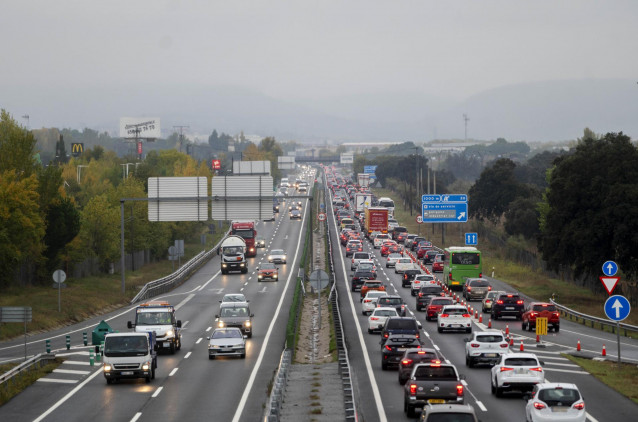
<box><xmin>506</xmin><ymin>307</ymin><xmax>514</xmax><ymax>310</ymax></box>
<box><xmin>516</xmin><ymin>368</ymin><xmax>526</xmax><ymax>374</ymax></box>
<box><xmin>428</xmin><ymin>399</ymin><xmax>445</xmax><ymax>404</ymax></box>
<box><xmin>485</xmin><ymin>353</ymin><xmax>497</xmax><ymax>357</ymax></box>
<box><xmin>452</xmin><ymin>324</ymin><xmax>462</xmax><ymax>328</ymax></box>
<box><xmin>163</xmin><ymin>342</ymin><xmax>170</xmax><ymax>347</ymax></box>
<box><xmin>551</xmin><ymin>407</ymin><xmax>569</xmax><ymax>413</ymax></box>
<box><xmin>121</xmin><ymin>371</ymin><xmax>133</xmax><ymax>375</ymax></box>
<box><xmin>398</xmin><ymin>348</ymin><xmax>407</xmax><ymax>351</ymax></box>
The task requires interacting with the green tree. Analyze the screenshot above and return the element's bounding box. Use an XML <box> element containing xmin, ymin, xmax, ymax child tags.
<box><xmin>504</xmin><ymin>196</ymin><xmax>541</xmax><ymax>239</ymax></box>
<box><xmin>0</xmin><ymin>110</ymin><xmax>39</xmax><ymax>178</ymax></box>
<box><xmin>539</xmin><ymin>132</ymin><xmax>638</xmax><ymax>281</ymax></box>
<box><xmin>76</xmin><ymin>194</ymin><xmax>120</xmax><ymax>270</ymax></box>
<box><xmin>43</xmin><ymin>196</ymin><xmax>81</xmax><ymax>273</ymax></box>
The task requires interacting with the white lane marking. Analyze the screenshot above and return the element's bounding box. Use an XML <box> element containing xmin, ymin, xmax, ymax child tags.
<box><xmin>232</xmin><ymin>205</ymin><xmax>308</xmax><ymax>422</ymax></box>
<box><xmin>433</xmin><ymin>345</ymin><xmax>441</xmax><ymax>351</ymax></box>
<box><xmin>543</xmin><ymin>367</ymin><xmax>589</xmax><ymax>375</ymax></box>
<box><xmin>543</xmin><ymin>362</ymin><xmax>580</xmax><ymax>368</ymax></box>
<box><xmin>206</xmin><ymin>326</ymin><xmax>212</xmax><ymax>332</ymax></box>
<box><xmin>174</xmin><ymin>293</ymin><xmax>195</xmax><ymax>311</ymax></box>
<box><xmin>130</xmin><ymin>412</ymin><xmax>142</xmax><ymax>422</ymax></box>
<box><xmin>182</xmin><ymin>320</ymin><xmax>190</xmax><ymax>328</ymax></box>
<box><xmin>476</xmin><ymin>401</ymin><xmax>487</xmax><ymax>412</ymax></box>
<box><xmin>198</xmin><ymin>271</ymin><xmax>221</xmax><ymax>291</ymax></box>
<box><xmin>37</xmin><ymin>378</ymin><xmax>78</xmax><ymax>384</ymax></box>
<box><xmin>331</xmin><ymin>206</ymin><xmax>388</xmax><ymax>422</ymax></box>
<box><xmin>561</xmin><ymin>328</ymin><xmax>638</xmax><ymax>348</ymax></box>
<box><xmin>62</xmin><ymin>360</ymin><xmax>91</xmax><ymax>366</ymax></box>
<box><xmin>169</xmin><ymin>368</ymin><xmax>178</xmax><ymax>376</ymax></box>
<box><xmin>152</xmin><ymin>387</ymin><xmax>163</xmax><ymax>398</ymax></box>
<box><xmin>184</xmin><ymin>352</ymin><xmax>192</xmax><ymax>359</ymax></box>
<box><xmin>240</xmin><ymin>287</ymin><xmax>244</xmax><ymax>291</ymax></box>
<box><xmin>53</xmin><ymin>369</ymin><xmax>90</xmax><ymax>375</ymax></box>
<box><xmin>33</xmin><ymin>367</ymin><xmax>103</xmax><ymax>421</ymax></box>
<box><xmin>196</xmin><ymin>338</ymin><xmax>203</xmax><ymax>344</ymax></box>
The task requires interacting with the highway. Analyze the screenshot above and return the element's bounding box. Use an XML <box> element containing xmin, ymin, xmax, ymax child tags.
<box><xmin>325</xmin><ymin>180</ymin><xmax>638</xmax><ymax>422</ymax></box>
<box><xmin>0</xmin><ymin>182</ymin><xmax>311</xmax><ymax>422</ymax></box>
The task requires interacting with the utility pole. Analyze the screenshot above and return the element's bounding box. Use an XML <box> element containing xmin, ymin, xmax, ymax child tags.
<box><xmin>173</xmin><ymin>125</ymin><xmax>189</xmax><ymax>153</ymax></box>
<box><xmin>463</xmin><ymin>114</ymin><xmax>470</xmax><ymax>141</ymax></box>
<box><xmin>22</xmin><ymin>114</ymin><xmax>29</xmax><ymax>130</ymax></box>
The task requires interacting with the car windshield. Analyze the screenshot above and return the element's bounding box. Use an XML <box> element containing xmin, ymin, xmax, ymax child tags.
<box><xmin>260</xmin><ymin>263</ymin><xmax>276</xmax><ymax>270</ymax></box>
<box><xmin>104</xmin><ymin>337</ymin><xmax>147</xmax><ymax>355</ymax></box>
<box><xmin>476</xmin><ymin>335</ymin><xmax>504</xmax><ymax>343</ymax></box>
<box><xmin>366</xmin><ymin>291</ymin><xmax>387</xmax><ymax>298</ymax></box>
<box><xmin>388</xmin><ymin>320</ymin><xmax>416</xmax><ymax>329</ymax></box>
<box><xmin>271</xmin><ymin>249</ymin><xmax>284</xmax><ymax>255</ymax></box>
<box><xmin>443</xmin><ymin>308</ymin><xmax>466</xmax><ymax>315</ymax></box>
<box><xmin>137</xmin><ymin>312</ymin><xmax>172</xmax><ymax>325</ymax></box>
<box><xmin>413</xmin><ymin>366</ymin><xmax>457</xmax><ymax>380</ymax></box>
<box><xmin>470</xmin><ymin>280</ymin><xmax>490</xmax><ymax>287</ymax></box>
<box><xmin>220</xmin><ymin>307</ymin><xmax>249</xmax><ymax>317</ymax></box>
<box><xmin>427</xmin><ymin>414</ymin><xmax>476</xmax><ymax>422</ymax></box>
<box><xmin>421</xmin><ymin>287</ymin><xmax>442</xmax><ymax>294</ymax></box>
<box><xmin>212</xmin><ymin>329</ymin><xmax>242</xmax><ymax>339</ymax></box>
<box><xmin>388</xmin><ymin>253</ymin><xmax>402</xmax><ymax>259</ymax></box>
<box><xmin>503</xmin><ymin>357</ymin><xmax>539</xmax><ymax>366</ymax></box>
<box><xmin>379</xmin><ymin>298</ymin><xmax>402</xmax><ymax>305</ymax></box>
<box><xmin>533</xmin><ymin>304</ymin><xmax>557</xmax><ymax>312</ymax></box>
<box><xmin>538</xmin><ymin>388</ymin><xmax>580</xmax><ymax>406</ymax></box>
<box><xmin>364</xmin><ymin>282</ymin><xmax>382</xmax><ymax>288</ymax></box>
<box><xmin>222</xmin><ymin>294</ymin><xmax>246</xmax><ymax>302</ymax></box>
<box><xmin>431</xmin><ymin>299</ymin><xmax>452</xmax><ymax>305</ymax></box>
<box><xmin>374</xmin><ymin>309</ymin><xmax>398</xmax><ymax>317</ymax></box>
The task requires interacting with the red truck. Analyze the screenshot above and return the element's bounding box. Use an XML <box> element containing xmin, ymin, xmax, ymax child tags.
<box><xmin>231</xmin><ymin>221</ymin><xmax>257</xmax><ymax>258</ymax></box>
<box><xmin>364</xmin><ymin>207</ymin><xmax>389</xmax><ymax>238</ymax></box>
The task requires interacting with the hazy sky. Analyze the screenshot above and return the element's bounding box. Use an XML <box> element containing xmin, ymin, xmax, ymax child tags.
<box><xmin>2</xmin><ymin>0</ymin><xmax>637</xmax><ymax>138</ymax></box>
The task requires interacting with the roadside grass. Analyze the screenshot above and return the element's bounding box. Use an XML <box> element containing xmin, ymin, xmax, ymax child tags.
<box><xmin>0</xmin><ymin>228</ymin><xmax>228</xmax><ymax>342</ymax></box>
<box><xmin>0</xmin><ymin>358</ymin><xmax>64</xmax><ymax>406</ymax></box>
<box><xmin>563</xmin><ymin>355</ymin><xmax>638</xmax><ymax>405</ymax></box>
<box><xmin>370</xmin><ymin>187</ymin><xmax>638</xmax><ymax>326</ymax></box>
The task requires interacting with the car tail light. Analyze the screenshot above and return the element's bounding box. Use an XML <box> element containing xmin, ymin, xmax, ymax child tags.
<box><xmin>462</xmin><ymin>314</ymin><xmax>471</xmax><ymax>318</ymax></box>
<box><xmin>427</xmin><ymin>305</ymin><xmax>436</xmax><ymax>310</ymax></box>
<box><xmin>409</xmin><ymin>384</ymin><xmax>417</xmax><ymax>395</ymax></box>
<box><xmin>383</xmin><ymin>333</ymin><xmax>388</xmax><ymax>338</ymax></box>
<box><xmin>401</xmin><ymin>304</ymin><xmax>405</xmax><ymax>311</ymax></box>
<box><xmin>419</xmin><ymin>293</ymin><xmax>423</xmax><ymax>297</ymax></box>
<box><xmin>553</xmin><ymin>312</ymin><xmax>560</xmax><ymax>317</ymax></box>
<box><xmin>440</xmin><ymin>314</ymin><xmax>449</xmax><ymax>318</ymax></box>
<box><xmin>500</xmin><ymin>367</ymin><xmax>513</xmax><ymax>372</ymax></box>
<box><xmin>517</xmin><ymin>300</ymin><xmax>524</xmax><ymax>305</ymax></box>
<box><xmin>370</xmin><ymin>317</ymin><xmax>379</xmax><ymax>320</ymax></box>
<box><xmin>364</xmin><ymin>299</ymin><xmax>371</xmax><ymax>303</ymax></box>
<box><xmin>471</xmin><ymin>343</ymin><xmax>480</xmax><ymax>348</ymax></box>
<box><xmin>488</xmin><ymin>286</ymin><xmax>492</xmax><ymax>291</ymax></box>
<box><xmin>384</xmin><ymin>345</ymin><xmax>392</xmax><ymax>351</ymax></box>
<box><xmin>533</xmin><ymin>402</ymin><xmax>546</xmax><ymax>410</ymax></box>
<box><xmin>401</xmin><ymin>359</ymin><xmax>413</xmax><ymax>366</ymax></box>
<box><xmin>456</xmin><ymin>384</ymin><xmax>464</xmax><ymax>396</ymax></box>
<box><xmin>573</xmin><ymin>402</ymin><xmax>585</xmax><ymax>410</ymax></box>
<box><xmin>530</xmin><ymin>367</ymin><xmax>543</xmax><ymax>372</ymax></box>
<box><xmin>479</xmin><ymin>272</ymin><xmax>482</xmax><ymax>278</ymax></box>
<box><xmin>497</xmin><ymin>300</ymin><xmax>504</xmax><ymax>304</ymax></box>
<box><xmin>485</xmin><ymin>299</ymin><xmax>492</xmax><ymax>304</ymax></box>
<box><xmin>467</xmin><ymin>286</ymin><xmax>472</xmax><ymax>291</ymax></box>
<box><xmin>500</xmin><ymin>343</ymin><xmax>509</xmax><ymax>348</ymax></box>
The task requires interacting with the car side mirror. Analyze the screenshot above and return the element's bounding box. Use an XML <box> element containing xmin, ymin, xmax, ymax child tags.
<box><xmin>206</xmin><ymin>336</ymin><xmax>211</xmax><ymax>340</ymax></box>
<box><xmin>243</xmin><ymin>335</ymin><xmax>248</xmax><ymax>339</ymax></box>
<box><xmin>219</xmin><ymin>300</ymin><xmax>222</xmax><ymax>303</ymax></box>
<box><xmin>127</xmin><ymin>321</ymin><xmax>133</xmax><ymax>329</ymax></box>
<box><xmin>417</xmin><ymin>322</ymin><xmax>422</xmax><ymax>329</ymax></box>
<box><xmin>176</xmin><ymin>320</ymin><xmax>182</xmax><ymax>328</ymax></box>
<box><xmin>540</xmin><ymin>360</ymin><xmax>545</xmax><ymax>365</ymax></box>
<box><xmin>215</xmin><ymin>314</ymin><xmax>219</xmax><ymax>319</ymax></box>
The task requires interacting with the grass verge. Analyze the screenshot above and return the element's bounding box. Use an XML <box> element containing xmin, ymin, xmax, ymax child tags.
<box><xmin>0</xmin><ymin>358</ymin><xmax>64</xmax><ymax>406</ymax></box>
<box><xmin>563</xmin><ymin>355</ymin><xmax>638</xmax><ymax>404</ymax></box>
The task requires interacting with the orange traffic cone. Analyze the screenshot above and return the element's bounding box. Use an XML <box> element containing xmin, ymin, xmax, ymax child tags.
<box><xmin>577</xmin><ymin>340</ymin><xmax>581</xmax><ymax>352</ymax></box>
<box><xmin>509</xmin><ymin>337</ymin><xmax>514</xmax><ymax>346</ymax></box>
<box><xmin>536</xmin><ymin>334</ymin><xmax>540</xmax><ymax>343</ymax></box>
<box><xmin>479</xmin><ymin>314</ymin><xmax>483</xmax><ymax>323</ymax></box>
<box><xmin>520</xmin><ymin>341</ymin><xmax>525</xmax><ymax>351</ymax></box>
<box><xmin>474</xmin><ymin>310</ymin><xmax>478</xmax><ymax>319</ymax></box>
<box><xmin>602</xmin><ymin>344</ymin><xmax>606</xmax><ymax>357</ymax></box>
<box><xmin>488</xmin><ymin>318</ymin><xmax>492</xmax><ymax>329</ymax></box>
<box><xmin>505</xmin><ymin>325</ymin><xmax>509</xmax><ymax>335</ymax></box>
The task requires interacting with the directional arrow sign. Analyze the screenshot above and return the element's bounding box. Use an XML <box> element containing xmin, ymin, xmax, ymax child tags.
<box><xmin>599</xmin><ymin>276</ymin><xmax>620</xmax><ymax>295</ymax></box>
<box><xmin>604</xmin><ymin>295</ymin><xmax>631</xmax><ymax>322</ymax></box>
<box><xmin>602</xmin><ymin>261</ymin><xmax>618</xmax><ymax>276</ymax></box>
<box><xmin>421</xmin><ymin>203</ymin><xmax>468</xmax><ymax>223</ymax></box>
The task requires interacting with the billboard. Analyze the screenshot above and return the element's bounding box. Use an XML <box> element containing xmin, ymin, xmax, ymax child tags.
<box><xmin>340</xmin><ymin>153</ymin><xmax>354</xmax><ymax>164</ymax></box>
<box><xmin>233</xmin><ymin>160</ymin><xmax>271</xmax><ymax>175</ymax></box>
<box><xmin>71</xmin><ymin>143</ymin><xmax>84</xmax><ymax>157</ymax></box>
<box><xmin>120</xmin><ymin>117</ymin><xmax>161</xmax><ymax>139</ymax></box>
<box><xmin>211</xmin><ymin>176</ymin><xmax>273</xmax><ymax>221</ymax></box>
<box><xmin>148</xmin><ymin>177</ymin><xmax>208</xmax><ymax>222</ymax></box>
<box><xmin>278</xmin><ymin>156</ymin><xmax>296</xmax><ymax>170</ymax></box>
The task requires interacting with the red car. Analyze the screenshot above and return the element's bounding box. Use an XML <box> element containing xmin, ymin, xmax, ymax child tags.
<box><xmin>380</xmin><ymin>241</ymin><xmax>397</xmax><ymax>257</ymax></box>
<box><xmin>416</xmin><ymin>246</ymin><xmax>432</xmax><ymax>259</ymax></box>
<box><xmin>431</xmin><ymin>254</ymin><xmax>444</xmax><ymax>272</ymax></box>
<box><xmin>522</xmin><ymin>302</ymin><xmax>560</xmax><ymax>332</ymax></box>
<box><xmin>425</xmin><ymin>297</ymin><xmax>454</xmax><ymax>321</ymax></box>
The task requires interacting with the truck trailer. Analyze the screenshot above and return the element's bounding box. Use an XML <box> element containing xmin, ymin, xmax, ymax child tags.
<box><xmin>364</xmin><ymin>207</ymin><xmax>389</xmax><ymax>238</ymax></box>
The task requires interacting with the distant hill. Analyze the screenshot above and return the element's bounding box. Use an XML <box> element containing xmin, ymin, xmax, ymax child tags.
<box><xmin>2</xmin><ymin>79</ymin><xmax>636</xmax><ymax>143</ymax></box>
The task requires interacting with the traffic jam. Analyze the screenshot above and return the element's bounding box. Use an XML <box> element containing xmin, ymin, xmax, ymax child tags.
<box><xmin>324</xmin><ymin>166</ymin><xmax>588</xmax><ymax>422</ymax></box>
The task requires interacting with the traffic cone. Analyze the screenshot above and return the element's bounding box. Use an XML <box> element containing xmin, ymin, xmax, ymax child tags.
<box><xmin>505</xmin><ymin>325</ymin><xmax>509</xmax><ymax>336</ymax></box>
<box><xmin>602</xmin><ymin>344</ymin><xmax>606</xmax><ymax>357</ymax></box>
<box><xmin>520</xmin><ymin>341</ymin><xmax>525</xmax><ymax>351</ymax></box>
<box><xmin>479</xmin><ymin>314</ymin><xmax>483</xmax><ymax>323</ymax></box>
<box><xmin>488</xmin><ymin>318</ymin><xmax>492</xmax><ymax>329</ymax></box>
<box><xmin>577</xmin><ymin>340</ymin><xmax>581</xmax><ymax>352</ymax></box>
<box><xmin>509</xmin><ymin>337</ymin><xmax>514</xmax><ymax>346</ymax></box>
<box><xmin>536</xmin><ymin>334</ymin><xmax>540</xmax><ymax>343</ymax></box>
<box><xmin>474</xmin><ymin>310</ymin><xmax>478</xmax><ymax>318</ymax></box>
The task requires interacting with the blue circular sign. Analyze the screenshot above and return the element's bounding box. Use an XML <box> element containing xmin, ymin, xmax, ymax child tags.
<box><xmin>604</xmin><ymin>295</ymin><xmax>631</xmax><ymax>322</ymax></box>
<box><xmin>602</xmin><ymin>261</ymin><xmax>618</xmax><ymax>276</ymax></box>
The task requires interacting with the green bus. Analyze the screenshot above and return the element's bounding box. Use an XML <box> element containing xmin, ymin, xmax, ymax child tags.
<box><xmin>443</xmin><ymin>247</ymin><xmax>482</xmax><ymax>290</ymax></box>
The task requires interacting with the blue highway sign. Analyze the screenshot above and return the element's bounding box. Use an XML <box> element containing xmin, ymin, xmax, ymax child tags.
<box><xmin>422</xmin><ymin>203</ymin><xmax>468</xmax><ymax>223</ymax></box>
<box><xmin>440</xmin><ymin>194</ymin><xmax>467</xmax><ymax>202</ymax></box>
<box><xmin>422</xmin><ymin>194</ymin><xmax>441</xmax><ymax>202</ymax></box>
<box><xmin>604</xmin><ymin>295</ymin><xmax>631</xmax><ymax>321</ymax></box>
<box><xmin>465</xmin><ymin>233</ymin><xmax>478</xmax><ymax>245</ymax></box>
<box><xmin>364</xmin><ymin>165</ymin><xmax>377</xmax><ymax>174</ymax></box>
<box><xmin>602</xmin><ymin>261</ymin><xmax>618</xmax><ymax>276</ymax></box>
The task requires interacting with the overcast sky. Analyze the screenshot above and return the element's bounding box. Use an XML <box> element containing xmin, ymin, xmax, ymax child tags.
<box><xmin>2</xmin><ymin>0</ymin><xmax>637</xmax><ymax>138</ymax></box>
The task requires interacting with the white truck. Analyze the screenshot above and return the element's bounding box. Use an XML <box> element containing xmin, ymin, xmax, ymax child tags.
<box><xmin>357</xmin><ymin>173</ymin><xmax>370</xmax><ymax>188</ymax></box>
<box><xmin>220</xmin><ymin>235</ymin><xmax>248</xmax><ymax>274</ymax></box>
<box><xmin>127</xmin><ymin>301</ymin><xmax>182</xmax><ymax>354</ymax></box>
<box><xmin>355</xmin><ymin>193</ymin><xmax>372</xmax><ymax>215</ymax></box>
<box><xmin>100</xmin><ymin>331</ymin><xmax>157</xmax><ymax>384</ymax></box>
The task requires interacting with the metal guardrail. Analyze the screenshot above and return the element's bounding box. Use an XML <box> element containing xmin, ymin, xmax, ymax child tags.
<box><xmin>550</xmin><ymin>299</ymin><xmax>638</xmax><ymax>336</ymax></box>
<box><xmin>264</xmin><ymin>348</ymin><xmax>293</xmax><ymax>421</ymax></box>
<box><xmin>0</xmin><ymin>353</ymin><xmax>57</xmax><ymax>388</ymax></box>
<box><xmin>131</xmin><ymin>230</ymin><xmax>230</xmax><ymax>303</ymax></box>
<box><xmin>325</xmin><ymin>183</ymin><xmax>358</xmax><ymax>421</ymax></box>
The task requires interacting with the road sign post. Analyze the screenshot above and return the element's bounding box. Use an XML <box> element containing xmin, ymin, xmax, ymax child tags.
<box><xmin>604</xmin><ymin>295</ymin><xmax>631</xmax><ymax>364</ymax></box>
<box><xmin>53</xmin><ymin>269</ymin><xmax>66</xmax><ymax>313</ymax></box>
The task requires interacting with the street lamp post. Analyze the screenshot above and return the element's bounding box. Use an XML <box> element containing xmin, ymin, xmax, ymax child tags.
<box><xmin>77</xmin><ymin>165</ymin><xmax>88</xmax><ymax>184</ymax></box>
<box><xmin>22</xmin><ymin>114</ymin><xmax>29</xmax><ymax>129</ymax></box>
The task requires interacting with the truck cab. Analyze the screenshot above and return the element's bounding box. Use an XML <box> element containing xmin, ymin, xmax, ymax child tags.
<box><xmin>231</xmin><ymin>221</ymin><xmax>257</xmax><ymax>257</ymax></box>
<box><xmin>221</xmin><ymin>235</ymin><xmax>248</xmax><ymax>274</ymax></box>
<box><xmin>101</xmin><ymin>332</ymin><xmax>157</xmax><ymax>384</ymax></box>
<box><xmin>127</xmin><ymin>301</ymin><xmax>182</xmax><ymax>354</ymax></box>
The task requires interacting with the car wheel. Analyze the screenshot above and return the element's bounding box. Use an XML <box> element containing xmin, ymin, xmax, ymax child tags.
<box><xmin>241</xmin><ymin>353</ymin><xmax>246</xmax><ymax>359</ymax></box>
<box><xmin>247</xmin><ymin>332</ymin><xmax>252</xmax><ymax>339</ymax></box>
<box><xmin>554</xmin><ymin>325</ymin><xmax>560</xmax><ymax>333</ymax></box>
<box><xmin>491</xmin><ymin>378</ymin><xmax>496</xmax><ymax>395</ymax></box>
<box><xmin>362</xmin><ymin>310</ymin><xmax>367</xmax><ymax>316</ymax></box>
<box><xmin>170</xmin><ymin>342</ymin><xmax>175</xmax><ymax>354</ymax></box>
<box><xmin>106</xmin><ymin>378</ymin><xmax>112</xmax><ymax>384</ymax></box>
<box><xmin>522</xmin><ymin>321</ymin><xmax>527</xmax><ymax>330</ymax></box>
<box><xmin>437</xmin><ymin>327</ymin><xmax>443</xmax><ymax>333</ymax></box>
<box><xmin>492</xmin><ymin>312</ymin><xmax>498</xmax><ymax>321</ymax></box>
<box><xmin>145</xmin><ymin>374</ymin><xmax>151</xmax><ymax>383</ymax></box>
<box><xmin>351</xmin><ymin>285</ymin><xmax>356</xmax><ymax>292</ymax></box>
<box><xmin>368</xmin><ymin>328</ymin><xmax>373</xmax><ymax>334</ymax></box>
<box><xmin>398</xmin><ymin>375</ymin><xmax>407</xmax><ymax>385</ymax></box>
<box><xmin>209</xmin><ymin>355</ymin><xmax>215</xmax><ymax>360</ymax></box>
<box><xmin>406</xmin><ymin>403</ymin><xmax>416</xmax><ymax>418</ymax></box>
<box><xmin>381</xmin><ymin>361</ymin><xmax>388</xmax><ymax>370</ymax></box>
<box><xmin>410</xmin><ymin>290</ymin><xmax>415</xmax><ymax>297</ymax></box>
<box><xmin>466</xmin><ymin>355</ymin><xmax>474</xmax><ymax>368</ymax></box>
<box><xmin>466</xmin><ymin>327</ymin><xmax>472</xmax><ymax>333</ymax></box>
<box><xmin>386</xmin><ymin>264</ymin><xmax>389</xmax><ymax>268</ymax></box>
<box><xmin>496</xmin><ymin>385</ymin><xmax>503</xmax><ymax>397</ymax></box>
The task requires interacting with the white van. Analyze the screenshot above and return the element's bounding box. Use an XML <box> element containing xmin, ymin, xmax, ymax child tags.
<box><xmin>377</xmin><ymin>197</ymin><xmax>395</xmax><ymax>214</ymax></box>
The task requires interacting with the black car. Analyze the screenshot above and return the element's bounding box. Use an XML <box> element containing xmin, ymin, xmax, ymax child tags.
<box><xmin>423</xmin><ymin>250</ymin><xmax>439</xmax><ymax>265</ymax></box>
<box><xmin>416</xmin><ymin>285</ymin><xmax>445</xmax><ymax>311</ymax></box>
<box><xmin>376</xmin><ymin>295</ymin><xmax>407</xmax><ymax>317</ymax></box>
<box><xmin>381</xmin><ymin>335</ymin><xmax>423</xmax><ymax>370</ymax></box>
<box><xmin>397</xmin><ymin>348</ymin><xmax>441</xmax><ymax>385</ymax></box>
<box><xmin>402</xmin><ymin>268</ymin><xmax>423</xmax><ymax>287</ymax></box>
<box><xmin>381</xmin><ymin>317</ymin><xmax>421</xmax><ymax>344</ymax></box>
<box><xmin>410</xmin><ymin>237</ymin><xmax>426</xmax><ymax>251</ymax></box>
<box><xmin>391</xmin><ymin>226</ymin><xmax>408</xmax><ymax>241</ymax></box>
<box><xmin>351</xmin><ymin>269</ymin><xmax>376</xmax><ymax>292</ymax></box>
<box><xmin>491</xmin><ymin>293</ymin><xmax>525</xmax><ymax>320</ymax></box>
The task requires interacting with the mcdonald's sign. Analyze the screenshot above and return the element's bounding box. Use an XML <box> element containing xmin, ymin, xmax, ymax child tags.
<box><xmin>71</xmin><ymin>143</ymin><xmax>84</xmax><ymax>157</ymax></box>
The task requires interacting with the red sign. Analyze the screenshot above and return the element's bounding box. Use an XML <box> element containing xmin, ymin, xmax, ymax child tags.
<box><xmin>212</xmin><ymin>159</ymin><xmax>221</xmax><ymax>170</ymax></box>
<box><xmin>137</xmin><ymin>141</ymin><xmax>143</xmax><ymax>155</ymax></box>
<box><xmin>599</xmin><ymin>276</ymin><xmax>620</xmax><ymax>295</ymax></box>
<box><xmin>318</xmin><ymin>213</ymin><xmax>327</xmax><ymax>221</ymax></box>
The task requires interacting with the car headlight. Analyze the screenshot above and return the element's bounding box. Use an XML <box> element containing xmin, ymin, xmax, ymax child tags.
<box><xmin>142</xmin><ymin>362</ymin><xmax>150</xmax><ymax>371</ymax></box>
<box><xmin>222</xmin><ymin>263</ymin><xmax>227</xmax><ymax>268</ymax></box>
<box><xmin>268</xmin><ymin>256</ymin><xmax>272</xmax><ymax>260</ymax></box>
<box><xmin>103</xmin><ymin>364</ymin><xmax>112</xmax><ymax>372</ymax></box>
<box><xmin>244</xmin><ymin>321</ymin><xmax>251</xmax><ymax>327</ymax></box>
<box><xmin>240</xmin><ymin>263</ymin><xmax>245</xmax><ymax>267</ymax></box>
<box><xmin>258</xmin><ymin>275</ymin><xmax>263</xmax><ymax>279</ymax></box>
<box><xmin>166</xmin><ymin>330</ymin><xmax>173</xmax><ymax>337</ymax></box>
<box><xmin>218</xmin><ymin>321</ymin><xmax>225</xmax><ymax>328</ymax></box>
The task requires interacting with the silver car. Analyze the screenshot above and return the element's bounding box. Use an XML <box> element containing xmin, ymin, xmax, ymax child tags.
<box><xmin>208</xmin><ymin>328</ymin><xmax>246</xmax><ymax>359</ymax></box>
<box><xmin>268</xmin><ymin>249</ymin><xmax>287</xmax><ymax>264</ymax></box>
<box><xmin>386</xmin><ymin>252</ymin><xmax>403</xmax><ymax>268</ymax></box>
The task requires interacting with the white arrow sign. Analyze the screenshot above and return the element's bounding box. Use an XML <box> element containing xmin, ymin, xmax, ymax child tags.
<box><xmin>611</xmin><ymin>299</ymin><xmax>623</xmax><ymax>319</ymax></box>
<box><xmin>457</xmin><ymin>212</ymin><xmax>466</xmax><ymax>220</ymax></box>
